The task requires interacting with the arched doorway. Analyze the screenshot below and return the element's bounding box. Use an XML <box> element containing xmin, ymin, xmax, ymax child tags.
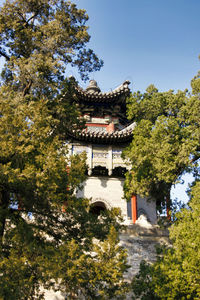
<box><xmin>89</xmin><ymin>201</ymin><xmax>106</xmax><ymax>216</ymax></box>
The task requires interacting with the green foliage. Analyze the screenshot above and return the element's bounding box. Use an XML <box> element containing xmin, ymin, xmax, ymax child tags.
<box><xmin>131</xmin><ymin>181</ymin><xmax>200</xmax><ymax>300</ymax></box>
<box><xmin>48</xmin><ymin>226</ymin><xmax>129</xmax><ymax>299</ymax></box>
<box><xmin>0</xmin><ymin>1</ymin><xmax>128</xmax><ymax>299</ymax></box>
<box><xmin>153</xmin><ymin>182</ymin><xmax>200</xmax><ymax>299</ymax></box>
<box><xmin>123</xmin><ymin>84</ymin><xmax>200</xmax><ymax>208</ymax></box>
<box><xmin>131</xmin><ymin>261</ymin><xmax>161</xmax><ymax>300</ymax></box>
<box><xmin>0</xmin><ymin>0</ymin><xmax>103</xmax><ymax>88</ymax></box>
<box><xmin>126</xmin><ymin>64</ymin><xmax>200</xmax><ymax>299</ymax></box>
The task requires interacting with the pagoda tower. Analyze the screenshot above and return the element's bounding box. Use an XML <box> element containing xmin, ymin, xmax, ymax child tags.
<box><xmin>67</xmin><ymin>80</ymin><xmax>157</xmax><ymax>224</ymax></box>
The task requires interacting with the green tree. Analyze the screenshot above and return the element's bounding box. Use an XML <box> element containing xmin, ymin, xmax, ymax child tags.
<box><xmin>49</xmin><ymin>226</ymin><xmax>129</xmax><ymax>299</ymax></box>
<box><xmin>0</xmin><ymin>1</ymin><xmax>128</xmax><ymax>299</ymax></box>
<box><xmin>132</xmin><ymin>181</ymin><xmax>200</xmax><ymax>299</ymax></box>
<box><xmin>123</xmin><ymin>84</ymin><xmax>200</xmax><ymax>212</ymax></box>
<box><xmin>126</xmin><ymin>63</ymin><xmax>200</xmax><ymax>299</ymax></box>
<box><xmin>131</xmin><ymin>260</ymin><xmax>161</xmax><ymax>300</ymax></box>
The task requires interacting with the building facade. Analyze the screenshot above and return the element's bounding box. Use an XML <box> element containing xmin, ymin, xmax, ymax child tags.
<box><xmin>67</xmin><ymin>80</ymin><xmax>157</xmax><ymax>225</ymax></box>
<box><xmin>43</xmin><ymin>80</ymin><xmax>164</xmax><ymax>299</ymax></box>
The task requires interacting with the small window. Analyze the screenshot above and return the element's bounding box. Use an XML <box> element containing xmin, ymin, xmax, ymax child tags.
<box><xmin>92</xmin><ymin>166</ymin><xmax>108</xmax><ymax>176</ymax></box>
<box><xmin>112</xmin><ymin>167</ymin><xmax>127</xmax><ymax>178</ymax></box>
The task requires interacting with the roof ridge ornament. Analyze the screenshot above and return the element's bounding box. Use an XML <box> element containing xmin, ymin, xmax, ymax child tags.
<box><xmin>86</xmin><ymin>80</ymin><xmax>101</xmax><ymax>94</ymax></box>
<box><xmin>123</xmin><ymin>80</ymin><xmax>130</xmax><ymax>87</ymax></box>
<box><xmin>74</xmin><ymin>79</ymin><xmax>131</xmax><ymax>103</ymax></box>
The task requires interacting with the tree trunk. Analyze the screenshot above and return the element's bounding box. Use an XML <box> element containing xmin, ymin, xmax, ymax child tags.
<box><xmin>0</xmin><ymin>190</ymin><xmax>9</xmax><ymax>246</ymax></box>
<box><xmin>166</xmin><ymin>191</ymin><xmax>171</xmax><ymax>221</ymax></box>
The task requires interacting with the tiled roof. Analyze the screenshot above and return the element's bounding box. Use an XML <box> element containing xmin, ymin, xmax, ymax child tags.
<box><xmin>68</xmin><ymin>122</ymin><xmax>135</xmax><ymax>144</ymax></box>
<box><xmin>75</xmin><ymin>80</ymin><xmax>131</xmax><ymax>103</ymax></box>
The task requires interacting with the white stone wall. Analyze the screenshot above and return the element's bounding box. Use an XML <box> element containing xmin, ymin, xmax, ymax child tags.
<box><xmin>77</xmin><ymin>176</ymin><xmax>157</xmax><ymax>225</ymax></box>
<box><xmin>76</xmin><ymin>176</ymin><xmax>130</xmax><ymax>223</ymax></box>
<box><xmin>120</xmin><ymin>225</ymin><xmax>169</xmax><ymax>279</ymax></box>
<box><xmin>43</xmin><ymin>289</ymin><xmax>65</xmax><ymax>300</ymax></box>
<box><xmin>137</xmin><ymin>195</ymin><xmax>157</xmax><ymax>224</ymax></box>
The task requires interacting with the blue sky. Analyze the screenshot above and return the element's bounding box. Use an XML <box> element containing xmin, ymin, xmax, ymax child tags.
<box><xmin>72</xmin><ymin>0</ymin><xmax>200</xmax><ymax>95</ymax></box>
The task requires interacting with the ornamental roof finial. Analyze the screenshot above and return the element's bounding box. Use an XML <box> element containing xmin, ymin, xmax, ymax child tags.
<box><xmin>86</xmin><ymin>80</ymin><xmax>101</xmax><ymax>94</ymax></box>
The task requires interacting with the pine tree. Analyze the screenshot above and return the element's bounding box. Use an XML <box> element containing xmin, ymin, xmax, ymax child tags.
<box><xmin>131</xmin><ymin>182</ymin><xmax>200</xmax><ymax>300</ymax></box>
<box><xmin>0</xmin><ymin>1</ymin><xmax>128</xmax><ymax>299</ymax></box>
<box><xmin>128</xmin><ymin>61</ymin><xmax>200</xmax><ymax>299</ymax></box>
<box><xmin>123</xmin><ymin>84</ymin><xmax>200</xmax><ymax>212</ymax></box>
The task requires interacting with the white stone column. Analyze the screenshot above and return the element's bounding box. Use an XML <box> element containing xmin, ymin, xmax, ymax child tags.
<box><xmin>88</xmin><ymin>144</ymin><xmax>93</xmax><ymax>176</ymax></box>
<box><xmin>108</xmin><ymin>146</ymin><xmax>113</xmax><ymax>176</ymax></box>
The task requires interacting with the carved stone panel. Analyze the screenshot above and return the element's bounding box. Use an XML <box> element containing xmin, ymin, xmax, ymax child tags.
<box><xmin>92</xmin><ymin>148</ymin><xmax>108</xmax><ymax>168</ymax></box>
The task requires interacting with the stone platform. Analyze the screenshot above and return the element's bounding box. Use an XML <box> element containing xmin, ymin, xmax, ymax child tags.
<box><xmin>120</xmin><ymin>220</ymin><xmax>169</xmax><ymax>280</ymax></box>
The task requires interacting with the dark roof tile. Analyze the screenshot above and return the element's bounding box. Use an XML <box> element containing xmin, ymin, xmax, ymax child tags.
<box><xmin>75</xmin><ymin>80</ymin><xmax>130</xmax><ymax>103</ymax></box>
<box><xmin>68</xmin><ymin>122</ymin><xmax>135</xmax><ymax>144</ymax></box>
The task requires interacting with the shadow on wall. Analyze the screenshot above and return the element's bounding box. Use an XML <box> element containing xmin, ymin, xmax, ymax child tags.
<box><xmin>127</xmin><ymin>200</ymin><xmax>132</xmax><ymax>219</ymax></box>
<box><xmin>100</xmin><ymin>178</ymin><xmax>107</xmax><ymax>188</ymax></box>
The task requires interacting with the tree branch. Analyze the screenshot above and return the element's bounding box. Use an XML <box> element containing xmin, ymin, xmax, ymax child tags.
<box><xmin>27</xmin><ymin>12</ymin><xmax>39</xmax><ymax>25</ymax></box>
<box><xmin>17</xmin><ymin>8</ymin><xmax>41</xmax><ymax>26</ymax></box>
<box><xmin>22</xmin><ymin>79</ymin><xmax>33</xmax><ymax>96</ymax></box>
<box><xmin>0</xmin><ymin>49</ymin><xmax>10</xmax><ymax>61</ymax></box>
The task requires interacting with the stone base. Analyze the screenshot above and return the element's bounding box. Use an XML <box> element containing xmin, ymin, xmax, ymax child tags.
<box><xmin>120</xmin><ymin>223</ymin><xmax>169</xmax><ymax>279</ymax></box>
